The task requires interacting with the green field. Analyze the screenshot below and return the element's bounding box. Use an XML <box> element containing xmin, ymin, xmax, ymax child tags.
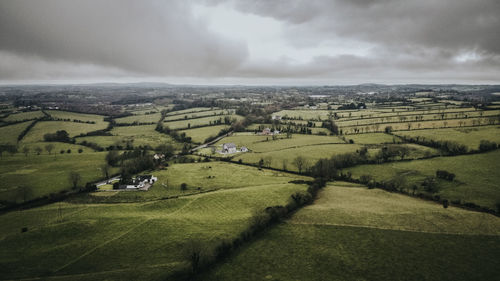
<box><xmin>165</xmin><ymin>107</ymin><xmax>217</xmax><ymax>116</ymax></box>
<box><xmin>200</xmin><ymin>183</ymin><xmax>500</xmax><ymax>281</ymax></box>
<box><xmin>346</xmin><ymin>150</ymin><xmax>500</xmax><ymax>209</ymax></box>
<box><xmin>0</xmin><ymin>164</ymin><xmax>309</xmax><ymax>280</ymax></box>
<box><xmin>46</xmin><ymin>110</ymin><xmax>107</xmax><ymax>126</ymax></box>
<box><xmin>1</xmin><ymin>110</ymin><xmax>45</xmax><ymax>122</ymax></box>
<box><xmin>114</xmin><ymin>112</ymin><xmax>162</xmax><ymax>124</ymax></box>
<box><xmin>343</xmin><ymin>132</ymin><xmax>401</xmax><ymax>144</ymax></box>
<box><xmin>0</xmin><ymin>152</ymin><xmax>118</xmax><ymax>203</ymax></box>
<box><xmin>163</xmin><ymin>114</ymin><xmax>243</xmax><ymax>130</ymax></box>
<box><xmin>163</xmin><ymin>109</ymin><xmax>233</xmax><ymax>121</ymax></box>
<box><xmin>395</xmin><ymin>125</ymin><xmax>500</xmax><ymax>150</ymax></box>
<box><xmin>0</xmin><ymin>121</ymin><xmax>33</xmax><ymax>144</ymax></box>
<box><xmin>76</xmin><ymin>124</ymin><xmax>179</xmax><ymax>149</ymax></box>
<box><xmin>22</xmin><ymin>121</ymin><xmax>109</xmax><ymax>143</ymax></box>
<box><xmin>178</xmin><ymin>125</ymin><xmax>230</xmax><ymax>143</ymax></box>
<box><xmin>85</xmin><ymin>162</ymin><xmax>308</xmax><ymax>202</ymax></box>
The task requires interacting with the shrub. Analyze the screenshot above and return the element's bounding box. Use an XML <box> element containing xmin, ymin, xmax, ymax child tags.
<box><xmin>180</xmin><ymin>183</ymin><xmax>188</xmax><ymax>191</ymax></box>
<box><xmin>479</xmin><ymin>140</ymin><xmax>497</xmax><ymax>152</ymax></box>
<box><xmin>436</xmin><ymin>170</ymin><xmax>455</xmax><ymax>181</ymax></box>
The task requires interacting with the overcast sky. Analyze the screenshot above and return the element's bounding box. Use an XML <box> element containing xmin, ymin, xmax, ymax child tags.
<box><xmin>1</xmin><ymin>0</ymin><xmax>499</xmax><ymax>85</ymax></box>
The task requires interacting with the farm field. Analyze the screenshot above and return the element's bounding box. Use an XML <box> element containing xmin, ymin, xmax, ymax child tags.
<box><xmin>200</xmin><ymin>183</ymin><xmax>500</xmax><ymax>281</ymax></box>
<box><xmin>165</xmin><ymin>107</ymin><xmax>217</xmax><ymax>116</ymax></box>
<box><xmin>22</xmin><ymin>121</ymin><xmax>109</xmax><ymax>143</ymax></box>
<box><xmin>178</xmin><ymin>125</ymin><xmax>230</xmax><ymax>143</ymax></box>
<box><xmin>84</xmin><ymin>162</ymin><xmax>308</xmax><ymax>202</ymax></box>
<box><xmin>1</xmin><ymin>110</ymin><xmax>45</xmax><ymax>122</ymax></box>
<box><xmin>0</xmin><ymin>121</ymin><xmax>33</xmax><ymax>144</ymax></box>
<box><xmin>394</xmin><ymin>125</ymin><xmax>500</xmax><ymax>150</ymax></box>
<box><xmin>77</xmin><ymin>125</ymin><xmax>179</xmax><ymax>149</ymax></box>
<box><xmin>114</xmin><ymin>112</ymin><xmax>162</xmax><ymax>124</ymax></box>
<box><xmin>343</xmin><ymin>132</ymin><xmax>402</xmax><ymax>144</ymax></box>
<box><xmin>0</xmin><ymin>167</ymin><xmax>309</xmax><ymax>280</ymax></box>
<box><xmin>163</xmin><ymin>114</ymin><xmax>243</xmax><ymax>130</ymax></box>
<box><xmin>346</xmin><ymin>150</ymin><xmax>500</xmax><ymax>210</ymax></box>
<box><xmin>0</xmin><ymin>152</ymin><xmax>117</xmax><ymax>204</ymax></box>
<box><xmin>163</xmin><ymin>109</ymin><xmax>233</xmax><ymax>121</ymax></box>
<box><xmin>46</xmin><ymin>110</ymin><xmax>107</xmax><ymax>125</ymax></box>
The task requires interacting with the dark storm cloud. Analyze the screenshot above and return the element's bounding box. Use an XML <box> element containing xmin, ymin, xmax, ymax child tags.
<box><xmin>0</xmin><ymin>0</ymin><xmax>499</xmax><ymax>83</ymax></box>
<box><xmin>0</xmin><ymin>0</ymin><xmax>248</xmax><ymax>79</ymax></box>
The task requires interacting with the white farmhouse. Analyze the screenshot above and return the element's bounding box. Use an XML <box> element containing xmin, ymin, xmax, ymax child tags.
<box><xmin>222</xmin><ymin>143</ymin><xmax>237</xmax><ymax>154</ymax></box>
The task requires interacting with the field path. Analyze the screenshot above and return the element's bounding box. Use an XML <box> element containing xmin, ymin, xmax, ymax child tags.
<box><xmin>52</xmin><ymin>218</ymin><xmax>152</xmax><ymax>274</ymax></box>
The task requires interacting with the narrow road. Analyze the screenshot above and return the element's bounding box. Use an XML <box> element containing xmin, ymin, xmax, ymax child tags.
<box><xmin>189</xmin><ymin>131</ymin><xmax>233</xmax><ymax>152</ymax></box>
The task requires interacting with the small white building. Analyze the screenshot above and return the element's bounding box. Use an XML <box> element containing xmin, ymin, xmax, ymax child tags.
<box><xmin>240</xmin><ymin>146</ymin><xmax>248</xmax><ymax>152</ymax></box>
<box><xmin>222</xmin><ymin>143</ymin><xmax>237</xmax><ymax>154</ymax></box>
<box><xmin>272</xmin><ymin>115</ymin><xmax>282</xmax><ymax>120</ymax></box>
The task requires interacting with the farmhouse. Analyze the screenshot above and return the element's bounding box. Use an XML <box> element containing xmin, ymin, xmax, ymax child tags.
<box><xmin>262</xmin><ymin>128</ymin><xmax>271</xmax><ymax>135</ymax></box>
<box><xmin>240</xmin><ymin>146</ymin><xmax>248</xmax><ymax>152</ymax></box>
<box><xmin>272</xmin><ymin>115</ymin><xmax>282</xmax><ymax>120</ymax></box>
<box><xmin>222</xmin><ymin>143</ymin><xmax>237</xmax><ymax>154</ymax></box>
<box><xmin>116</xmin><ymin>174</ymin><xmax>157</xmax><ymax>190</ymax></box>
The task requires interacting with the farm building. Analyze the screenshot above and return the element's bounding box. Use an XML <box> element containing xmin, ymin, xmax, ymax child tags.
<box><xmin>272</xmin><ymin>115</ymin><xmax>282</xmax><ymax>120</ymax></box>
<box><xmin>222</xmin><ymin>143</ymin><xmax>237</xmax><ymax>154</ymax></box>
<box><xmin>240</xmin><ymin>146</ymin><xmax>248</xmax><ymax>152</ymax></box>
<box><xmin>116</xmin><ymin>175</ymin><xmax>157</xmax><ymax>190</ymax></box>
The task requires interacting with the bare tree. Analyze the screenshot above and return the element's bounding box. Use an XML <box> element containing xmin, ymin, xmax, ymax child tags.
<box><xmin>69</xmin><ymin>171</ymin><xmax>82</xmax><ymax>191</ymax></box>
<box><xmin>293</xmin><ymin>156</ymin><xmax>307</xmax><ymax>173</ymax></box>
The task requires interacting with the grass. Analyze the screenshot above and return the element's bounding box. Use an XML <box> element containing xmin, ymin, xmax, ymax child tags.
<box><xmin>0</xmin><ymin>168</ymin><xmax>309</xmax><ymax>280</ymax></box>
<box><xmin>76</xmin><ymin>124</ymin><xmax>180</xmax><ymax>149</ymax></box>
<box><xmin>2</xmin><ymin>111</ymin><xmax>45</xmax><ymax>122</ymax></box>
<box><xmin>163</xmin><ymin>109</ymin><xmax>233</xmax><ymax>121</ymax></box>
<box><xmin>395</xmin><ymin>125</ymin><xmax>500</xmax><ymax>150</ymax></box>
<box><xmin>46</xmin><ymin>110</ymin><xmax>107</xmax><ymax>126</ymax></box>
<box><xmin>81</xmin><ymin>162</ymin><xmax>308</xmax><ymax>202</ymax></box>
<box><xmin>346</xmin><ymin>150</ymin><xmax>500</xmax><ymax>209</ymax></box>
<box><xmin>114</xmin><ymin>113</ymin><xmax>162</xmax><ymax>124</ymax></box>
<box><xmin>0</xmin><ymin>121</ymin><xmax>33</xmax><ymax>144</ymax></box>
<box><xmin>165</xmin><ymin>107</ymin><xmax>217</xmax><ymax>116</ymax></box>
<box><xmin>200</xmin><ymin>183</ymin><xmax>500</xmax><ymax>281</ymax></box>
<box><xmin>344</xmin><ymin>132</ymin><xmax>401</xmax><ymax>144</ymax></box>
<box><xmin>234</xmin><ymin>143</ymin><xmax>363</xmax><ymax>172</ymax></box>
<box><xmin>178</xmin><ymin>125</ymin><xmax>230</xmax><ymax>144</ymax></box>
<box><xmin>0</xmin><ymin>152</ymin><xmax>118</xmax><ymax>203</ymax></box>
<box><xmin>22</xmin><ymin>121</ymin><xmax>109</xmax><ymax>143</ymax></box>
<box><xmin>163</xmin><ymin>115</ymin><xmax>243</xmax><ymax>130</ymax></box>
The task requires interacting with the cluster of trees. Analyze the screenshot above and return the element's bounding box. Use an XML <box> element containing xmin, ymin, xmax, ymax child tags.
<box><xmin>436</xmin><ymin>170</ymin><xmax>455</xmax><ymax>181</ymax></box>
<box><xmin>397</xmin><ymin>135</ymin><xmax>468</xmax><ymax>155</ymax></box>
<box><xmin>155</xmin><ymin>123</ymin><xmax>192</xmax><ymax>143</ymax></box>
<box><xmin>43</xmin><ymin>130</ymin><xmax>71</xmax><ymax>142</ymax></box>
<box><xmin>479</xmin><ymin>140</ymin><xmax>498</xmax><ymax>152</ymax></box>
<box><xmin>0</xmin><ymin>144</ymin><xmax>18</xmax><ymax>157</ymax></box>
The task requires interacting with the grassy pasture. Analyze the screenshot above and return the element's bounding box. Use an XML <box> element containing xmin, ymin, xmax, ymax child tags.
<box><xmin>395</xmin><ymin>125</ymin><xmax>500</xmax><ymax>149</ymax></box>
<box><xmin>341</xmin><ymin>117</ymin><xmax>498</xmax><ymax>134</ymax></box>
<box><xmin>163</xmin><ymin>109</ymin><xmax>233</xmax><ymax>121</ymax></box>
<box><xmin>2</xmin><ymin>111</ymin><xmax>45</xmax><ymax>122</ymax></box>
<box><xmin>165</xmin><ymin>107</ymin><xmax>216</xmax><ymax>116</ymax></box>
<box><xmin>343</xmin><ymin>132</ymin><xmax>401</xmax><ymax>144</ymax></box>
<box><xmin>0</xmin><ymin>121</ymin><xmax>33</xmax><ymax>144</ymax></box>
<box><xmin>82</xmin><ymin>162</ymin><xmax>308</xmax><ymax>203</ymax></box>
<box><xmin>46</xmin><ymin>110</ymin><xmax>107</xmax><ymax>125</ymax></box>
<box><xmin>111</xmin><ymin>125</ymin><xmax>178</xmax><ymax>147</ymax></box>
<box><xmin>346</xmin><ymin>150</ymin><xmax>500</xmax><ymax>209</ymax></box>
<box><xmin>114</xmin><ymin>112</ymin><xmax>162</xmax><ymax>124</ymax></box>
<box><xmin>22</xmin><ymin>121</ymin><xmax>109</xmax><ymax>143</ymax></box>
<box><xmin>163</xmin><ymin>114</ymin><xmax>243</xmax><ymax>130</ymax></box>
<box><xmin>0</xmin><ymin>152</ymin><xmax>117</xmax><ymax>203</ymax></box>
<box><xmin>0</xmin><ymin>169</ymin><xmax>309</xmax><ymax>280</ymax></box>
<box><xmin>234</xmin><ymin>144</ymin><xmax>363</xmax><ymax>171</ymax></box>
<box><xmin>215</xmin><ymin>133</ymin><xmax>345</xmax><ymax>153</ymax></box>
<box><xmin>178</xmin><ymin>125</ymin><xmax>230</xmax><ymax>143</ymax></box>
<box><xmin>201</xmin><ymin>183</ymin><xmax>500</xmax><ymax>281</ymax></box>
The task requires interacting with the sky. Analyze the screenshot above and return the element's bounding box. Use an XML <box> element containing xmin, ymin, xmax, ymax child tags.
<box><xmin>0</xmin><ymin>0</ymin><xmax>499</xmax><ymax>85</ymax></box>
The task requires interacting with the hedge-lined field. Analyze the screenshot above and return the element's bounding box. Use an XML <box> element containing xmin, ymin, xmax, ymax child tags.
<box><xmin>164</xmin><ymin>109</ymin><xmax>233</xmax><ymax>121</ymax></box>
<box><xmin>0</xmin><ymin>121</ymin><xmax>33</xmax><ymax>144</ymax></box>
<box><xmin>200</xmin><ymin>183</ymin><xmax>500</xmax><ymax>281</ymax></box>
<box><xmin>346</xmin><ymin>150</ymin><xmax>500</xmax><ymax>209</ymax></box>
<box><xmin>46</xmin><ymin>110</ymin><xmax>107</xmax><ymax>125</ymax></box>
<box><xmin>163</xmin><ymin>114</ymin><xmax>243</xmax><ymax>130</ymax></box>
<box><xmin>394</xmin><ymin>125</ymin><xmax>500</xmax><ymax>150</ymax></box>
<box><xmin>0</xmin><ymin>164</ymin><xmax>309</xmax><ymax>280</ymax></box>
<box><xmin>178</xmin><ymin>125</ymin><xmax>230</xmax><ymax>144</ymax></box>
<box><xmin>2</xmin><ymin>111</ymin><xmax>45</xmax><ymax>122</ymax></box>
<box><xmin>22</xmin><ymin>121</ymin><xmax>108</xmax><ymax>143</ymax></box>
<box><xmin>0</xmin><ymin>152</ymin><xmax>116</xmax><ymax>203</ymax></box>
<box><xmin>114</xmin><ymin>112</ymin><xmax>162</xmax><ymax>124</ymax></box>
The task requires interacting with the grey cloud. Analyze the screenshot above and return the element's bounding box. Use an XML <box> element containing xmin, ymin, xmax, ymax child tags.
<box><xmin>0</xmin><ymin>0</ymin><xmax>248</xmax><ymax>78</ymax></box>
